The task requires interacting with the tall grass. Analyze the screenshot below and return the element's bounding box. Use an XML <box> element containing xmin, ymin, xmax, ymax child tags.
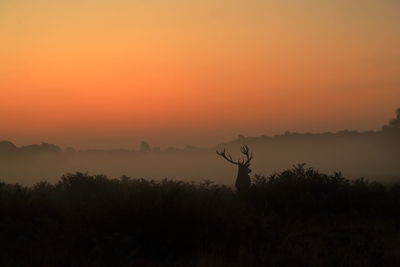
<box><xmin>1</xmin><ymin>165</ymin><xmax>400</xmax><ymax>266</ymax></box>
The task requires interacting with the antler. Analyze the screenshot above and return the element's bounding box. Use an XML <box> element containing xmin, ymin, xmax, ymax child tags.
<box><xmin>217</xmin><ymin>145</ymin><xmax>253</xmax><ymax>166</ymax></box>
<box><xmin>216</xmin><ymin>148</ymin><xmax>239</xmax><ymax>165</ymax></box>
<box><xmin>240</xmin><ymin>145</ymin><xmax>253</xmax><ymax>166</ymax></box>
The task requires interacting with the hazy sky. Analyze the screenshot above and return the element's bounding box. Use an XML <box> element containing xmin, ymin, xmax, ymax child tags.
<box><xmin>1</xmin><ymin>0</ymin><xmax>399</xmax><ymax>149</ymax></box>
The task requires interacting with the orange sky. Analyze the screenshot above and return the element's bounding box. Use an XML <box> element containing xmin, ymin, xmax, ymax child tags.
<box><xmin>1</xmin><ymin>0</ymin><xmax>399</xmax><ymax>148</ymax></box>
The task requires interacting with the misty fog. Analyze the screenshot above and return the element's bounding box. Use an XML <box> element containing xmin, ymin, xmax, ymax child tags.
<box><xmin>1</xmin><ymin>109</ymin><xmax>399</xmax><ymax>186</ymax></box>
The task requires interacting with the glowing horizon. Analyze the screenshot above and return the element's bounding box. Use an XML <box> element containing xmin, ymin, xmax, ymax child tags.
<box><xmin>1</xmin><ymin>0</ymin><xmax>399</xmax><ymax>149</ymax></box>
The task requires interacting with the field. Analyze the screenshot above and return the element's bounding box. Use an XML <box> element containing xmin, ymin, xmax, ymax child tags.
<box><xmin>1</xmin><ymin>164</ymin><xmax>400</xmax><ymax>266</ymax></box>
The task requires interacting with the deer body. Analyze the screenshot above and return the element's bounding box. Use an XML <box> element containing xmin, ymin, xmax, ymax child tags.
<box><xmin>235</xmin><ymin>164</ymin><xmax>251</xmax><ymax>192</ymax></box>
<box><xmin>217</xmin><ymin>145</ymin><xmax>253</xmax><ymax>193</ymax></box>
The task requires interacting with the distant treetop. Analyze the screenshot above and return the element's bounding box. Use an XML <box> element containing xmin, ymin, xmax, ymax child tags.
<box><xmin>0</xmin><ymin>141</ymin><xmax>17</xmax><ymax>152</ymax></box>
<box><xmin>139</xmin><ymin>141</ymin><xmax>151</xmax><ymax>153</ymax></box>
<box><xmin>383</xmin><ymin>107</ymin><xmax>400</xmax><ymax>131</ymax></box>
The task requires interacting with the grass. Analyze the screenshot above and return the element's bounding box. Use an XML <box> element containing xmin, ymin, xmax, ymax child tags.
<box><xmin>1</xmin><ymin>164</ymin><xmax>400</xmax><ymax>266</ymax></box>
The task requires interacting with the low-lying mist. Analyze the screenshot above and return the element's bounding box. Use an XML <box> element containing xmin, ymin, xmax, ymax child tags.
<box><xmin>1</xmin><ymin>109</ymin><xmax>399</xmax><ymax>185</ymax></box>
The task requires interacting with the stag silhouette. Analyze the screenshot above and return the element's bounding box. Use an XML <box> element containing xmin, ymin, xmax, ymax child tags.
<box><xmin>217</xmin><ymin>145</ymin><xmax>253</xmax><ymax>193</ymax></box>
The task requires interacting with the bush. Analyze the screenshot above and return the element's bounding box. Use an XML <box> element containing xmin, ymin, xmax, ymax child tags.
<box><xmin>0</xmin><ymin>167</ymin><xmax>400</xmax><ymax>266</ymax></box>
<box><xmin>249</xmin><ymin>164</ymin><xmax>400</xmax><ymax>217</ymax></box>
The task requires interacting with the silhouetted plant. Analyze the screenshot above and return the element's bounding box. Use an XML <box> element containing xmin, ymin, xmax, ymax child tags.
<box><xmin>1</xmin><ymin>168</ymin><xmax>400</xmax><ymax>266</ymax></box>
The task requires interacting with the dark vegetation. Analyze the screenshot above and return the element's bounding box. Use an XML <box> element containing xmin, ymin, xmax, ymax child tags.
<box><xmin>2</xmin><ymin>165</ymin><xmax>400</xmax><ymax>266</ymax></box>
<box><xmin>0</xmin><ymin>108</ymin><xmax>399</xmax><ymax>266</ymax></box>
<box><xmin>1</xmin><ymin>108</ymin><xmax>399</xmax><ymax>156</ymax></box>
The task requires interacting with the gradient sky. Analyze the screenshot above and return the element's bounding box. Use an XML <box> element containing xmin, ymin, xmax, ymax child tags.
<box><xmin>1</xmin><ymin>0</ymin><xmax>399</xmax><ymax>149</ymax></box>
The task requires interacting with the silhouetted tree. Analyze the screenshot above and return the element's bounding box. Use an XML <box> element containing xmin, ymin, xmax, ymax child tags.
<box><xmin>389</xmin><ymin>108</ymin><xmax>400</xmax><ymax>128</ymax></box>
<box><xmin>382</xmin><ymin>108</ymin><xmax>400</xmax><ymax>131</ymax></box>
<box><xmin>0</xmin><ymin>141</ymin><xmax>17</xmax><ymax>154</ymax></box>
<box><xmin>20</xmin><ymin>142</ymin><xmax>61</xmax><ymax>154</ymax></box>
<box><xmin>139</xmin><ymin>141</ymin><xmax>151</xmax><ymax>153</ymax></box>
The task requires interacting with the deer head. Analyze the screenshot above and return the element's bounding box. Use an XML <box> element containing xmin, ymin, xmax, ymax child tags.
<box><xmin>216</xmin><ymin>145</ymin><xmax>253</xmax><ymax>192</ymax></box>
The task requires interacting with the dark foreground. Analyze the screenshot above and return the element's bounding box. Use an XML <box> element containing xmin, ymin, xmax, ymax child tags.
<box><xmin>1</xmin><ymin>165</ymin><xmax>400</xmax><ymax>266</ymax></box>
